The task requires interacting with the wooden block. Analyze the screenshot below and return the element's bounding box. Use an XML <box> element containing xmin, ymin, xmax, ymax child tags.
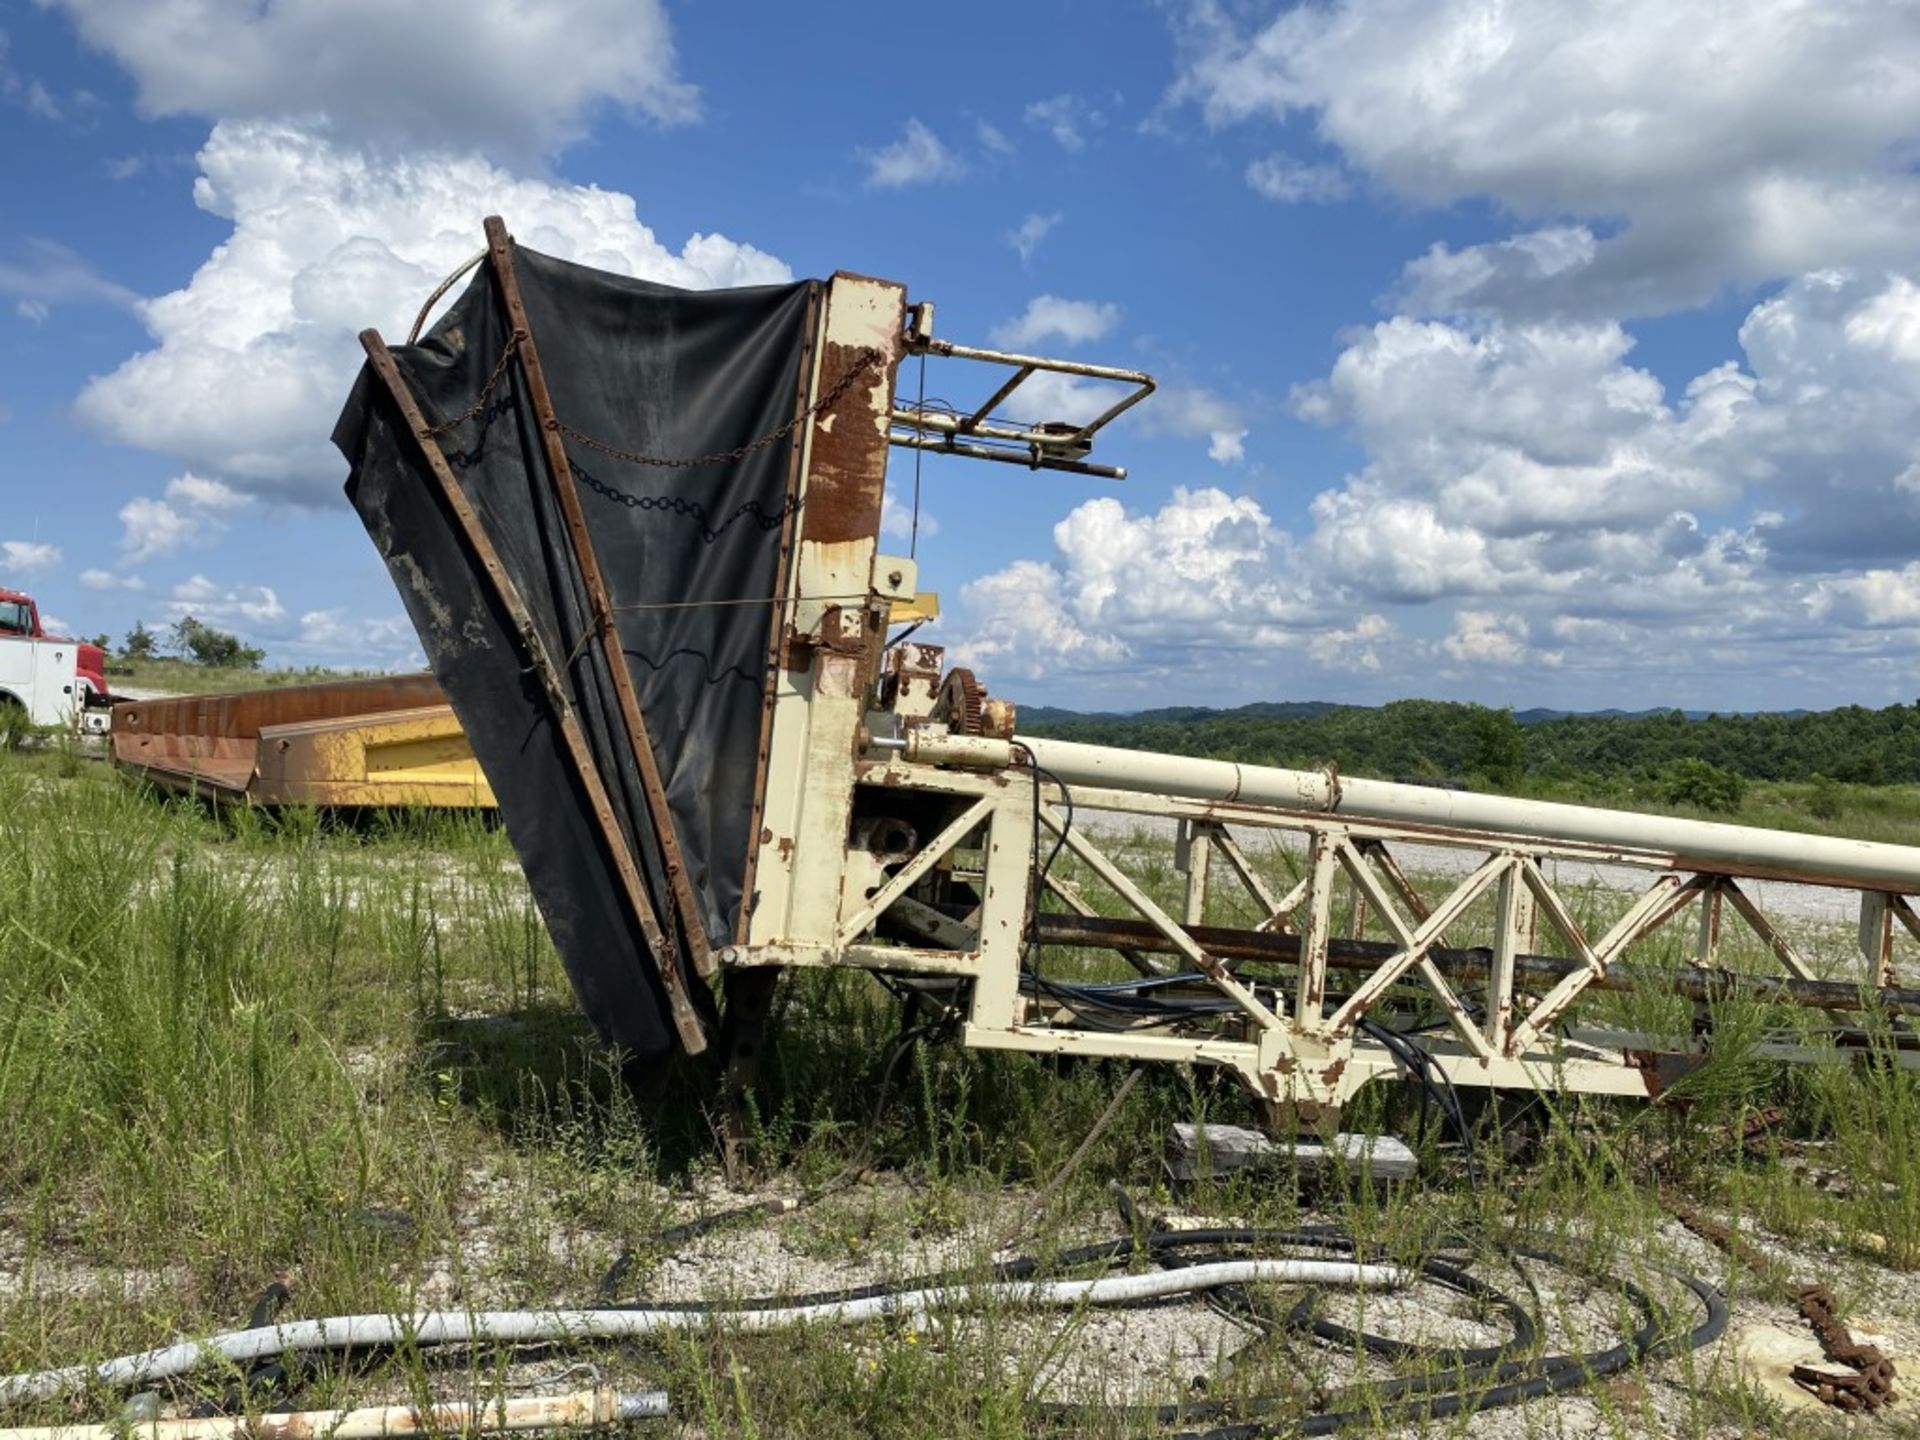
<box><xmin>1167</xmin><ymin>1123</ymin><xmax>1417</xmax><ymax>1182</ymax></box>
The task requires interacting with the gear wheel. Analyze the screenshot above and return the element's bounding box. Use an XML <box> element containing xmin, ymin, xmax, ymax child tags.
<box><xmin>933</xmin><ymin>668</ymin><xmax>987</xmax><ymax>736</ymax></box>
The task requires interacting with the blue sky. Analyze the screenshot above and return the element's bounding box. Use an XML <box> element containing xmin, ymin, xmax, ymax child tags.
<box><xmin>4</xmin><ymin>0</ymin><xmax>1920</xmax><ymax>713</ymax></box>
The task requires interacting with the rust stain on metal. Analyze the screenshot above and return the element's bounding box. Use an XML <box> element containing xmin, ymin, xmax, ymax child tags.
<box><xmin>1624</xmin><ymin>1049</ymin><xmax>1666</xmax><ymax>1097</ymax></box>
<box><xmin>111</xmin><ymin>673</ymin><xmax>471</xmax><ymax>805</ymax></box>
<box><xmin>798</xmin><ymin>339</ymin><xmax>893</xmax><ymax>545</ymax></box>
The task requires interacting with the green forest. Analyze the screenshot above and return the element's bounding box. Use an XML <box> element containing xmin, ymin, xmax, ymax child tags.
<box><xmin>1018</xmin><ymin>697</ymin><xmax>1920</xmax><ymax>830</ymax></box>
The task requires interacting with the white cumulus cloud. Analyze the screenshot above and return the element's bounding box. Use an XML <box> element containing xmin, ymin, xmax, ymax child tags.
<box><xmin>1308</xmin><ymin>612</ymin><xmax>1391</xmax><ymax>672</ymax></box>
<box><xmin>863</xmin><ymin>119</ymin><xmax>962</xmax><ymax>188</ymax></box>
<box><xmin>1296</xmin><ymin>270</ymin><xmax>1920</xmax><ymax>591</ymax></box>
<box><xmin>165</xmin><ymin>473</ymin><xmax>245</xmax><ymax>510</ymax></box>
<box><xmin>1</xmin><ymin>540</ymin><xmax>60</xmax><ymax>574</ymax></box>
<box><xmin>1173</xmin><ymin>0</ymin><xmax>1920</xmax><ymax>316</ymax></box>
<box><xmin>952</xmin><ymin>487</ymin><xmax>1321</xmax><ymax>684</ymax></box>
<box><xmin>1206</xmin><ymin>429</ymin><xmax>1248</xmax><ymax>465</ymax></box>
<box><xmin>165</xmin><ymin>573</ymin><xmax>284</xmax><ymax>627</ymax></box>
<box><xmin>1245</xmin><ymin>153</ymin><xmax>1349</xmax><ymax>204</ymax></box>
<box><xmin>991</xmin><ymin>295</ymin><xmax>1122</xmax><ymax>349</ymax></box>
<box><xmin>1442</xmin><ymin>610</ymin><xmax>1531</xmax><ymax>666</ymax></box>
<box><xmin>79</xmin><ymin>568</ymin><xmax>144</xmax><ymax>592</ymax></box>
<box><xmin>42</xmin><ymin>0</ymin><xmax>696</xmax><ymax>161</ymax></box>
<box><xmin>1007</xmin><ymin>211</ymin><xmax>1062</xmax><ymax>264</ymax></box>
<box><xmin>879</xmin><ymin>485</ymin><xmax>939</xmax><ymax>545</ymax></box>
<box><xmin>1024</xmin><ymin>94</ymin><xmax>1104</xmax><ymax>152</ymax></box>
<box><xmin>1145</xmin><ymin>384</ymin><xmax>1250</xmax><ymax>464</ymax></box>
<box><xmin>118</xmin><ymin>470</ymin><xmax>255</xmax><ymax>561</ymax></box>
<box><xmin>295</xmin><ymin>608</ymin><xmax>420</xmax><ymax>665</ymax></box>
<box><xmin>74</xmin><ymin>121</ymin><xmax>790</xmax><ymax>505</ymax></box>
<box><xmin>117</xmin><ymin>499</ymin><xmax>194</xmax><ymax>564</ymax></box>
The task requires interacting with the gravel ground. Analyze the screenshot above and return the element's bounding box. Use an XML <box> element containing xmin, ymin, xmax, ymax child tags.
<box><xmin>7</xmin><ymin>1165</ymin><xmax>1914</xmax><ymax>1435</ymax></box>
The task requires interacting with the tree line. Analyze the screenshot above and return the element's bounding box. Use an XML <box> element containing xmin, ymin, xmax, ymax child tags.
<box><xmin>116</xmin><ymin>617</ymin><xmax>265</xmax><ymax>669</ymax></box>
<box><xmin>1019</xmin><ymin>697</ymin><xmax>1920</xmax><ymax>806</ymax></box>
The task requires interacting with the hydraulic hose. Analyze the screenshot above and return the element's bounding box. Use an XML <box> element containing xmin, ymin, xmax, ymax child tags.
<box><xmin>0</xmin><ymin>1208</ymin><xmax>1729</xmax><ymax>1438</ymax></box>
<box><xmin>0</xmin><ymin>1259</ymin><xmax>1404</xmax><ymax>1407</ymax></box>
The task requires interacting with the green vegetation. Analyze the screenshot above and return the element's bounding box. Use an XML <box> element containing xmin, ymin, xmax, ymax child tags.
<box><xmin>168</xmin><ymin>614</ymin><xmax>266</xmax><ymax>670</ymax></box>
<box><xmin>1022</xmin><ymin>695</ymin><xmax>1920</xmax><ymax>786</ymax></box>
<box><xmin>105</xmin><ymin>654</ymin><xmax>377</xmax><ymax>695</ymax></box>
<box><xmin>1025</xmin><ymin>696</ymin><xmax>1920</xmax><ymax>839</ymax></box>
<box><xmin>1656</xmin><ymin>756</ymin><xmax>1747</xmax><ymax>814</ymax></box>
<box><xmin>105</xmin><ymin>616</ymin><xmax>365</xmax><ymax>695</ymax></box>
<box><xmin>121</xmin><ymin>620</ymin><xmax>156</xmax><ymax>659</ymax></box>
<box><xmin>0</xmin><ymin>753</ymin><xmax>1914</xmax><ymax>1436</ymax></box>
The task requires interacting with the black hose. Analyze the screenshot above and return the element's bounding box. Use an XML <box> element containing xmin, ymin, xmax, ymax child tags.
<box><xmin>595</xmin><ymin>1205</ymin><xmax>1726</xmax><ymax>1438</ymax></box>
<box><xmin>194</xmin><ymin>1198</ymin><xmax>1722</xmax><ymax>1435</ymax></box>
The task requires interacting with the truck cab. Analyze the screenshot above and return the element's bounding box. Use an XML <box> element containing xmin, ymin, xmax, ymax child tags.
<box><xmin>0</xmin><ymin>588</ymin><xmax>113</xmax><ymax>734</ymax></box>
<box><xmin>0</xmin><ymin>589</ymin><xmax>110</xmax><ymax>700</ymax></box>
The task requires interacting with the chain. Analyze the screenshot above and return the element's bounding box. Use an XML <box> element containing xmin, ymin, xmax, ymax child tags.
<box><xmin>421</xmin><ymin>338</ymin><xmax>884</xmax><ymax>473</ymax></box>
<box><xmin>1662</xmin><ymin>1192</ymin><xmax>1898</xmax><ymax>1413</ymax></box>
<box><xmin>570</xmin><ymin>468</ymin><xmax>795</xmax><ymax>545</ymax></box>
<box><xmin>554</xmin><ymin>346</ymin><xmax>883</xmax><ymax>471</ymax></box>
<box><xmin>422</xmin><ymin>334</ymin><xmax>522</xmax><ymax>437</ymax></box>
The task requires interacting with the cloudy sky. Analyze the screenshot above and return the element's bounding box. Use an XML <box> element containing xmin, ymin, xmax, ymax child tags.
<box><xmin>4</xmin><ymin>0</ymin><xmax>1920</xmax><ymax>713</ymax></box>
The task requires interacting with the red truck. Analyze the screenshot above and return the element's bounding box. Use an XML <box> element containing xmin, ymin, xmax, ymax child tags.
<box><xmin>0</xmin><ymin>587</ymin><xmax>113</xmax><ymax>728</ymax></box>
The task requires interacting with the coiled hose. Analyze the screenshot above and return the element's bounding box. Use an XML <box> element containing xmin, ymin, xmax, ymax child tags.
<box><xmin>0</xmin><ymin>1205</ymin><xmax>1727</xmax><ymax>1437</ymax></box>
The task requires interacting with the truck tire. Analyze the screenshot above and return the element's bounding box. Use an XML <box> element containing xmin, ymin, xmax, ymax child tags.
<box><xmin>0</xmin><ymin>693</ymin><xmax>25</xmax><ymax>752</ymax></box>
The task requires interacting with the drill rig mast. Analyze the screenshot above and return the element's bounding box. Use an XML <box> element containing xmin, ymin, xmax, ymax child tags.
<box><xmin>339</xmin><ymin>218</ymin><xmax>1920</xmax><ymax>1136</ymax></box>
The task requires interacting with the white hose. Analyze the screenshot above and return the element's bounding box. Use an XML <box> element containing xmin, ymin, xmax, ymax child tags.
<box><xmin>0</xmin><ymin>1259</ymin><xmax>1404</xmax><ymax>1406</ymax></box>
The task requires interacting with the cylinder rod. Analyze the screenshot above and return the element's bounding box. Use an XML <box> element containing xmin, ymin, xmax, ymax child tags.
<box><xmin>1015</xmin><ymin>735</ymin><xmax>1920</xmax><ymax>891</ymax></box>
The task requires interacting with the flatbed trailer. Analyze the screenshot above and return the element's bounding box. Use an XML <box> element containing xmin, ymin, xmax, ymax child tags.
<box><xmin>110</xmin><ymin>672</ymin><xmax>493</xmax><ymax>809</ymax></box>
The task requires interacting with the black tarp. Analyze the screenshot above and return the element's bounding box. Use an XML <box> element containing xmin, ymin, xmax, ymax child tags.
<box><xmin>335</xmin><ymin>243</ymin><xmax>815</xmax><ymax>1065</ymax></box>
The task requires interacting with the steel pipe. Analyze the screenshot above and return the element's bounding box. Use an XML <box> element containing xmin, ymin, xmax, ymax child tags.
<box><xmin>1015</xmin><ymin>736</ymin><xmax>1920</xmax><ymax>892</ymax></box>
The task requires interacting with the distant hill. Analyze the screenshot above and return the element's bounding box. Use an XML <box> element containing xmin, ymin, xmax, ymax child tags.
<box><xmin>1017</xmin><ymin>700</ymin><xmax>1343</xmax><ymax>728</ymax></box>
<box><xmin>1019</xmin><ymin>700</ymin><xmax>1811</xmax><ymax>727</ymax></box>
<box><xmin>1010</xmin><ymin>695</ymin><xmax>1915</xmax><ymax>786</ymax></box>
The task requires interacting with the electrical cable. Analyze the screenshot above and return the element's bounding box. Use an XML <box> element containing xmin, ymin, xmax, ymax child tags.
<box><xmin>1010</xmin><ymin>741</ymin><xmax>1074</xmax><ymax>998</ymax></box>
<box><xmin>1357</xmin><ymin>1018</ymin><xmax>1481</xmax><ymax>1185</ymax></box>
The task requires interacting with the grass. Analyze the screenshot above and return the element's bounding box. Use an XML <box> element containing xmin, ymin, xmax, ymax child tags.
<box><xmin>1</xmin><ymin>753</ymin><xmax>1917</xmax><ymax>1436</ymax></box>
<box><xmin>1515</xmin><ymin>773</ymin><xmax>1920</xmax><ymax>846</ymax></box>
<box><xmin>104</xmin><ymin>656</ymin><xmax>380</xmax><ymax>696</ymax></box>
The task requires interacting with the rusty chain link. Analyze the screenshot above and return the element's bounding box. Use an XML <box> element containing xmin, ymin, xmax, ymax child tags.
<box><xmin>421</xmin><ymin>336</ymin><xmax>885</xmax><ymax>477</ymax></box>
<box><xmin>1663</xmin><ymin>1193</ymin><xmax>1898</xmax><ymax>1413</ymax></box>
<box><xmin>1792</xmin><ymin>1284</ymin><xmax>1899</xmax><ymax>1413</ymax></box>
<box><xmin>422</xmin><ymin>333</ymin><xmax>522</xmax><ymax>437</ymax></box>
